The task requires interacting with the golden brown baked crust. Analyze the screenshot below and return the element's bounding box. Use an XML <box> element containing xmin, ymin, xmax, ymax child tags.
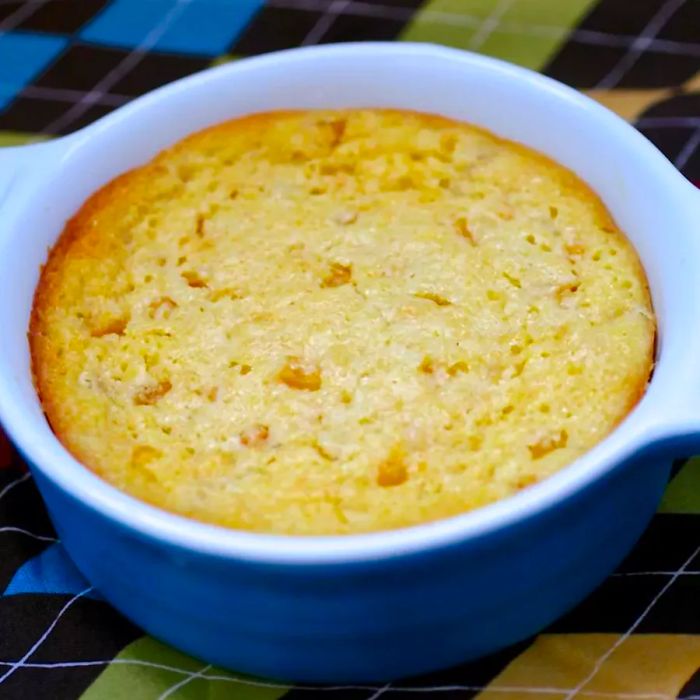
<box><xmin>30</xmin><ymin>109</ymin><xmax>655</xmax><ymax>535</ymax></box>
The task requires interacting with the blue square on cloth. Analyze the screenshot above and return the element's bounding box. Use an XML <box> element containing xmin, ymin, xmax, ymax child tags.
<box><xmin>79</xmin><ymin>0</ymin><xmax>264</xmax><ymax>57</ymax></box>
<box><xmin>0</xmin><ymin>32</ymin><xmax>68</xmax><ymax>110</ymax></box>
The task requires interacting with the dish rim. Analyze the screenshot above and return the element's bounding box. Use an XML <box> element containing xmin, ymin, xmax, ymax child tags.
<box><xmin>0</xmin><ymin>42</ymin><xmax>697</xmax><ymax>565</ymax></box>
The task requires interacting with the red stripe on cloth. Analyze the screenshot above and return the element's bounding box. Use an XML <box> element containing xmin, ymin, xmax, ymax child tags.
<box><xmin>0</xmin><ymin>429</ymin><xmax>13</xmax><ymax>469</ymax></box>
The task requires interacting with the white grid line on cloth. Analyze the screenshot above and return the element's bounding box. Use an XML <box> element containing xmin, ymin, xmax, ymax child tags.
<box><xmin>567</xmin><ymin>31</ymin><xmax>700</xmax><ymax>56</ymax></box>
<box><xmin>612</xmin><ymin>570</ymin><xmax>700</xmax><ymax>577</ymax></box>
<box><xmin>0</xmin><ymin>657</ymin><xmax>689</xmax><ymax>700</ymax></box>
<box><xmin>157</xmin><ymin>663</ymin><xmax>212</xmax><ymax>699</ymax></box>
<box><xmin>637</xmin><ymin>117</ymin><xmax>700</xmax><ymax>129</ymax></box>
<box><xmin>675</xmin><ymin>126</ymin><xmax>700</xmax><ymax>169</ymax></box>
<box><xmin>0</xmin><ymin>0</ymin><xmax>67</xmax><ymax>5</ymax></box>
<box><xmin>594</xmin><ymin>0</ymin><xmax>688</xmax><ymax>89</ymax></box>
<box><xmin>268</xmin><ymin>0</ymin><xmax>700</xmax><ymax>57</ymax></box>
<box><xmin>301</xmin><ymin>0</ymin><xmax>351</xmax><ymax>45</ymax></box>
<box><xmin>21</xmin><ymin>85</ymin><xmax>132</xmax><ymax>108</ymax></box>
<box><xmin>468</xmin><ymin>0</ymin><xmax>515</xmax><ymax>51</ymax></box>
<box><xmin>0</xmin><ymin>0</ymin><xmax>50</xmax><ymax>32</ymax></box>
<box><xmin>0</xmin><ymin>585</ymin><xmax>93</xmax><ymax>687</ymax></box>
<box><xmin>0</xmin><ymin>472</ymin><xmax>31</xmax><ymax>503</ymax></box>
<box><xmin>39</xmin><ymin>0</ymin><xmax>195</xmax><ymax>136</ymax></box>
<box><xmin>365</xmin><ymin>682</ymin><xmax>391</xmax><ymax>700</ymax></box>
<box><xmin>1</xmin><ymin>0</ymin><xmax>700</xmax><ymax>57</ymax></box>
<box><xmin>563</xmin><ymin>544</ymin><xmax>700</xmax><ymax>700</ymax></box>
<box><xmin>0</xmin><ymin>526</ymin><xmax>57</xmax><ymax>543</ymax></box>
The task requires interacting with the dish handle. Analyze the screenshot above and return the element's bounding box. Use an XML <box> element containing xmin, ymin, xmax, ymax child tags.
<box><xmin>0</xmin><ymin>138</ymin><xmax>70</xmax><ymax>208</ymax></box>
<box><xmin>649</xmin><ymin>180</ymin><xmax>700</xmax><ymax>457</ymax></box>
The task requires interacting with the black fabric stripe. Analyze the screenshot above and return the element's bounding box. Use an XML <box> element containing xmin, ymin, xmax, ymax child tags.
<box><xmin>0</xmin><ymin>595</ymin><xmax>141</xmax><ymax>700</ymax></box>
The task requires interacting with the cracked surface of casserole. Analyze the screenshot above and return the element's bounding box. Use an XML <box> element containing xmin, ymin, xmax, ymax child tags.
<box><xmin>30</xmin><ymin>109</ymin><xmax>655</xmax><ymax>535</ymax></box>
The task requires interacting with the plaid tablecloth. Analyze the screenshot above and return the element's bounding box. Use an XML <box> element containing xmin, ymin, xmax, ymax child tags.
<box><xmin>1</xmin><ymin>1</ymin><xmax>699</xmax><ymax>698</ymax></box>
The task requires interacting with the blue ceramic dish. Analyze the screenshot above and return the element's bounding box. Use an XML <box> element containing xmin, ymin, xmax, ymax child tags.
<box><xmin>0</xmin><ymin>44</ymin><xmax>698</xmax><ymax>682</ymax></box>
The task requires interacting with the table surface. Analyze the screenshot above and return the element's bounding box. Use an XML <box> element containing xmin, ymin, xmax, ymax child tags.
<box><xmin>1</xmin><ymin>1</ymin><xmax>699</xmax><ymax>698</ymax></box>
